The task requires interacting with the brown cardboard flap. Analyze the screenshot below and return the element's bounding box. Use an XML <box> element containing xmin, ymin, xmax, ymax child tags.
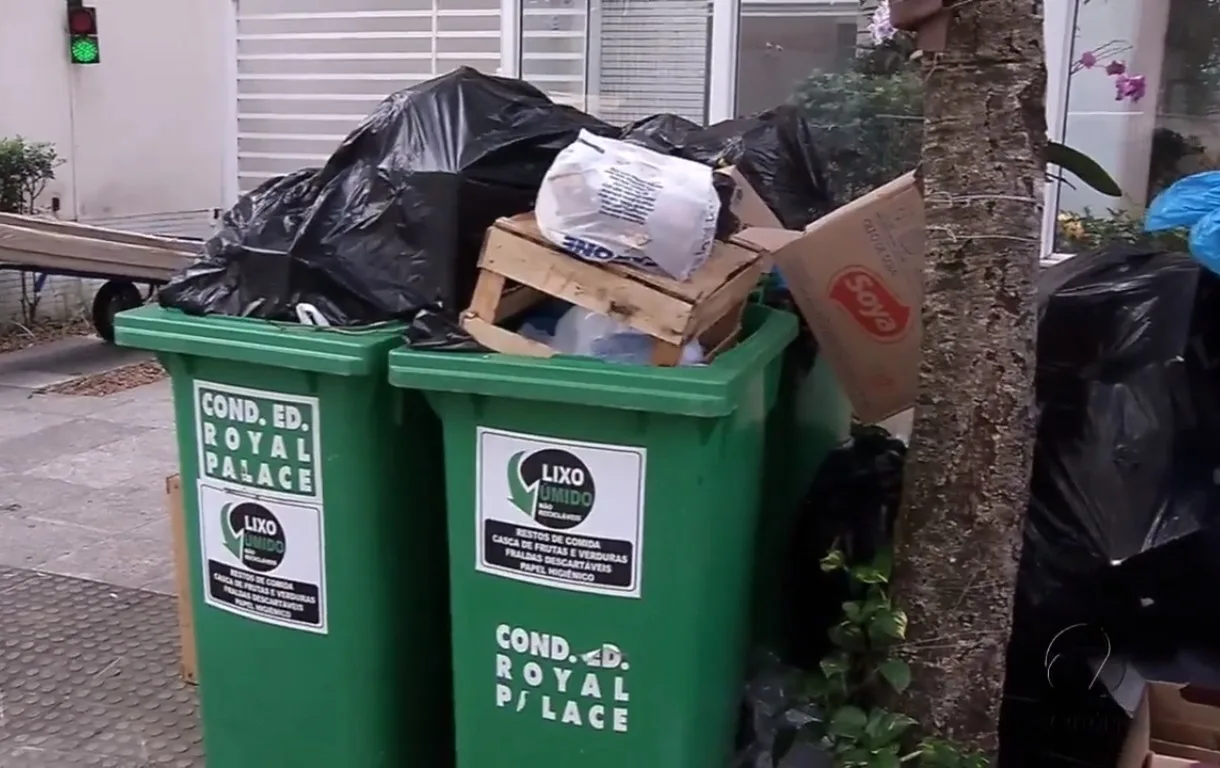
<box><xmin>765</xmin><ymin>172</ymin><xmax>925</xmax><ymax>423</ymax></box>
<box><xmin>1150</xmin><ymin>683</ymin><xmax>1220</xmax><ymax>755</ymax></box>
<box><xmin>717</xmin><ymin>166</ymin><xmax>783</xmax><ymax>230</ymax></box>
<box><xmin>1150</xmin><ymin>739</ymin><xmax>1220</xmax><ymax>764</ymax></box>
<box><xmin>1148</xmin><ymin>756</ymin><xmax>1213</xmax><ymax>767</ymax></box>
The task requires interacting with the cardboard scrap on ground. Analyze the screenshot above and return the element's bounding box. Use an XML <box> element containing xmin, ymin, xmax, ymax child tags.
<box><xmin>738</xmin><ymin>172</ymin><xmax>925</xmax><ymax>423</ymax></box>
<box><xmin>1118</xmin><ymin>681</ymin><xmax>1220</xmax><ymax>767</ymax></box>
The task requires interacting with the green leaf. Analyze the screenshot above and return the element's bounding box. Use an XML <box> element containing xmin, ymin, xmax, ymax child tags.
<box><xmin>868</xmin><ymin>607</ymin><xmax>908</xmax><ymax>644</ymax></box>
<box><xmin>872</xmin><ymin>548</ymin><xmax>894</xmax><ymax>581</ymax></box>
<box><xmin>828</xmin><ymin>705</ymin><xmax>869</xmax><ymax>739</ymax></box>
<box><xmin>1046</xmin><ymin>141</ymin><xmax>1123</xmax><ymax>197</ymax></box>
<box><xmin>842</xmin><ymin>600</ymin><xmax>865</xmax><ymax>623</ymax></box>
<box><xmin>877</xmin><ymin>658</ymin><xmax>912</xmax><ymax>694</ymax></box>
<box><xmin>869</xmin><ymin>748</ymin><xmax>901</xmax><ymax>768</ymax></box>
<box><xmin>819</xmin><ymin>652</ymin><xmax>851</xmax><ymax>679</ymax></box>
<box><xmin>820</xmin><ymin>549</ymin><xmax>847</xmax><ymax>573</ymax></box>
<box><xmin>804</xmin><ymin>671</ymin><xmax>831</xmax><ymax>700</ymax></box>
<box><xmin>876</xmin><ymin>711</ymin><xmax>917</xmax><ymax>745</ymax></box>
<box><xmin>850</xmin><ymin>565</ymin><xmax>888</xmax><ymax>585</ymax></box>
<box><xmin>829</xmin><ymin>620</ymin><xmax>868</xmax><ymax>651</ymax></box>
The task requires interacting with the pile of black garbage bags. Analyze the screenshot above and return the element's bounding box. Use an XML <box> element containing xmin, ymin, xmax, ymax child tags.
<box><xmin>160</xmin><ymin>66</ymin><xmax>833</xmax><ymax>344</ymax></box>
<box><xmin>745</xmin><ymin>244</ymin><xmax>1220</xmax><ymax>767</ymax></box>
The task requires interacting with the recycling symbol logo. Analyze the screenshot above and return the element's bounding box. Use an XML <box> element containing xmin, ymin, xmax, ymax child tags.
<box><xmin>507</xmin><ymin>448</ymin><xmax>596</xmax><ymax>530</ymax></box>
<box><xmin>221</xmin><ymin>501</ymin><xmax>286</xmax><ymax>573</ymax></box>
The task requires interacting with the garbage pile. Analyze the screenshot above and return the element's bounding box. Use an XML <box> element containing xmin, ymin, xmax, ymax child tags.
<box><xmin>159</xmin><ymin>66</ymin><xmax>837</xmax><ymax>367</ymax></box>
<box><xmin>151</xmin><ymin>65</ymin><xmax>1220</xmax><ymax>768</ymax></box>
<box><xmin>746</xmin><ymin>242</ymin><xmax>1220</xmax><ymax>768</ymax></box>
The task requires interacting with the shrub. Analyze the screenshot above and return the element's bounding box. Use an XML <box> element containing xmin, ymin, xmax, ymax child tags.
<box><xmin>789</xmin><ymin>70</ymin><xmax>923</xmax><ymax>202</ymax></box>
<box><xmin>0</xmin><ymin>137</ymin><xmax>60</xmax><ymax>214</ymax></box>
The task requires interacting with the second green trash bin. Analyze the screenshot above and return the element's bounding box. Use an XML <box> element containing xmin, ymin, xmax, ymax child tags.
<box><xmin>388</xmin><ymin>304</ymin><xmax>796</xmax><ymax>768</ymax></box>
<box><xmin>116</xmin><ymin>306</ymin><xmax>453</xmax><ymax>768</ymax></box>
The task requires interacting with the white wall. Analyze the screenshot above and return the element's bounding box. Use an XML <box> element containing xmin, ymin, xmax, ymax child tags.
<box><xmin>0</xmin><ymin>0</ymin><xmax>229</xmax><ymax>324</ymax></box>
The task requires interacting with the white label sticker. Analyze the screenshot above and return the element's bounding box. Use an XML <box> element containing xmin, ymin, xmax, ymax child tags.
<box><xmin>494</xmin><ymin>624</ymin><xmax>631</xmax><ymax>732</ymax></box>
<box><xmin>198</xmin><ymin>483</ymin><xmax>328</xmax><ymax>633</ymax></box>
<box><xmin>193</xmin><ymin>380</ymin><xmax>327</xmax><ymax>633</ymax></box>
<box><xmin>475</xmin><ymin>428</ymin><xmax>646</xmax><ymax>598</ymax></box>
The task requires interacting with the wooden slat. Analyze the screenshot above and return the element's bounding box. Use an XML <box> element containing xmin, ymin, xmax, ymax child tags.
<box><xmin>461</xmin><ymin>314</ymin><xmax>557</xmax><ymax>358</ymax></box>
<box><xmin>494</xmin><ymin>284</ymin><xmax>548</xmax><ymax>323</ymax></box>
<box><xmin>0</xmin><ymin>212</ymin><xmax>201</xmax><ymax>251</ymax></box>
<box><xmin>166</xmin><ymin>475</ymin><xmax>198</xmax><ymax>686</ymax></box>
<box><xmin>480</xmin><ymin>224</ymin><xmax>694</xmax><ymax>345</ymax></box>
<box><xmin>495</xmin><ymin>213</ymin><xmax>762</xmax><ymax>303</ymax></box>
<box><xmin>0</xmin><ymin>251</ymin><xmax>174</xmax><ymax>282</ymax></box>
<box><xmin>0</xmin><ymin>225</ymin><xmax>196</xmax><ymax>281</ymax></box>
<box><xmin>688</xmin><ymin>257</ymin><xmax>766</xmax><ymax>338</ymax></box>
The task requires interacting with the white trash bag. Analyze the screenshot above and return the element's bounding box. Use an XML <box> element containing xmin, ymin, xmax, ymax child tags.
<box><xmin>535</xmin><ymin>129</ymin><xmax>720</xmax><ymax>280</ymax></box>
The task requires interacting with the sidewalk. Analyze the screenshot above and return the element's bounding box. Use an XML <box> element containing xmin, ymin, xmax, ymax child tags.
<box><xmin>0</xmin><ymin>342</ymin><xmax>205</xmax><ymax>766</ymax></box>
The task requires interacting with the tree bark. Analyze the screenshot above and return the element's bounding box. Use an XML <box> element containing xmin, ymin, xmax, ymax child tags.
<box><xmin>891</xmin><ymin>0</ymin><xmax>1046</xmax><ymax>757</ymax></box>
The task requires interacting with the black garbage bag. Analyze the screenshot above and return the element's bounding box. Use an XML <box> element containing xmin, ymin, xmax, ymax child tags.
<box><xmin>733</xmin><ymin>652</ymin><xmax>830</xmax><ymax>768</ymax></box>
<box><xmin>160</xmin><ymin>67</ymin><xmax>615</xmax><ymax>327</ymax></box>
<box><xmin>782</xmin><ymin>424</ymin><xmax>906</xmax><ymax>671</ymax></box>
<box><xmin>1017</xmin><ymin>243</ymin><xmax>1220</xmax><ymax>658</ymax></box>
<box><xmin>620</xmin><ymin>105</ymin><xmax>834</xmax><ymax>230</ymax></box>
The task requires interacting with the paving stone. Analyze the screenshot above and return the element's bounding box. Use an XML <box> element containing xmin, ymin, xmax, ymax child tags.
<box><xmin>0</xmin><ymin>515</ymin><xmax>111</xmax><ymax>570</ymax></box>
<box><xmin>24</xmin><ymin>431</ymin><xmax>178</xmax><ymax>491</ymax></box>
<box><xmin>0</xmin><ymin>419</ymin><xmax>151</xmax><ymax>475</ymax></box>
<box><xmin>2</xmin><ymin>477</ymin><xmax>167</xmax><ymax>535</ymax></box>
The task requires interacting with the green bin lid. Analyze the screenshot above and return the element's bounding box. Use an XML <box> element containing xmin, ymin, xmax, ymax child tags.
<box><xmin>387</xmin><ymin>304</ymin><xmax>797</xmax><ymax>418</ymax></box>
<box><xmin>114</xmin><ymin>305</ymin><xmax>404</xmax><ymax>378</ymax></box>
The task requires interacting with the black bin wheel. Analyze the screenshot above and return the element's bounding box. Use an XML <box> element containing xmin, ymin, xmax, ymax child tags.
<box><xmin>92</xmin><ymin>280</ymin><xmax>144</xmax><ymax>343</ymax></box>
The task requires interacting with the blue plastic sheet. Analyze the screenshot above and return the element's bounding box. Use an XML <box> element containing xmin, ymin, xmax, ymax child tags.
<box><xmin>1188</xmin><ymin>206</ymin><xmax>1220</xmax><ymax>275</ymax></box>
<box><xmin>1145</xmin><ymin>171</ymin><xmax>1220</xmax><ymax>232</ymax></box>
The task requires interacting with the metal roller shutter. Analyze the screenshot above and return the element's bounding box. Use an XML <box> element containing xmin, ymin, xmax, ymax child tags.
<box><xmin>235</xmin><ymin>0</ymin><xmax>504</xmax><ymax>193</ymax></box>
<box><xmin>521</xmin><ymin>0</ymin><xmax>590</xmax><ymax>109</ymax></box>
<box><xmin>595</xmin><ymin>0</ymin><xmax>711</xmax><ymax>124</ymax></box>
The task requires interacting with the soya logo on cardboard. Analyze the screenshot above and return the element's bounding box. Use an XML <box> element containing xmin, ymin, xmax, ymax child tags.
<box><xmin>827</xmin><ymin>266</ymin><xmax>912</xmax><ymax>343</ymax></box>
<box><xmin>220</xmin><ymin>501</ymin><xmax>287</xmax><ymax>573</ymax></box>
<box><xmin>507</xmin><ymin>448</ymin><xmax>597</xmax><ymax>530</ymax></box>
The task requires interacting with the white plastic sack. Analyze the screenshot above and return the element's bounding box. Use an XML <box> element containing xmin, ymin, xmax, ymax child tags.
<box><xmin>535</xmin><ymin>129</ymin><xmax>720</xmax><ymax>280</ymax></box>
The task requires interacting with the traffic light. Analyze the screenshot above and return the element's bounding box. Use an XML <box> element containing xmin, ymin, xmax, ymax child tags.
<box><xmin>66</xmin><ymin>3</ymin><xmax>100</xmax><ymax>65</ymax></box>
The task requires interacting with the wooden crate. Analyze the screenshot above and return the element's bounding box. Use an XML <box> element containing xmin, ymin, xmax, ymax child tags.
<box><xmin>461</xmin><ymin>214</ymin><xmax>766</xmax><ymax>365</ymax></box>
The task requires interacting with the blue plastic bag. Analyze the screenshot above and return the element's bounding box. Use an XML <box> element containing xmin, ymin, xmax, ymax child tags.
<box><xmin>1146</xmin><ymin>171</ymin><xmax>1220</xmax><ymax>232</ymax></box>
<box><xmin>1189</xmin><ymin>205</ymin><xmax>1220</xmax><ymax>276</ymax></box>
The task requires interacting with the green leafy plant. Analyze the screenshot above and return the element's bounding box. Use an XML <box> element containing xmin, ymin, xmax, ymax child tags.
<box><xmin>771</xmin><ymin>546</ymin><xmax>988</xmax><ymax>768</ymax></box>
<box><xmin>790</xmin><ymin>70</ymin><xmax>924</xmax><ymax>201</ymax></box>
<box><xmin>790</xmin><ymin>70</ymin><xmax>1121</xmax><ymax>202</ymax></box>
<box><xmin>1056</xmin><ymin>207</ymin><xmax>1189</xmax><ymax>254</ymax></box>
<box><xmin>0</xmin><ymin>137</ymin><xmax>60</xmax><ymax>214</ymax></box>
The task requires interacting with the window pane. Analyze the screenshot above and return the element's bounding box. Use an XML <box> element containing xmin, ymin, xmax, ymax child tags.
<box><xmin>520</xmin><ymin>0</ymin><xmax>711</xmax><ymax>124</ymax></box>
<box><xmin>736</xmin><ymin>0</ymin><xmax>924</xmax><ymax>201</ymax></box>
<box><xmin>1055</xmin><ymin>0</ymin><xmax>1213</xmax><ymax>254</ymax></box>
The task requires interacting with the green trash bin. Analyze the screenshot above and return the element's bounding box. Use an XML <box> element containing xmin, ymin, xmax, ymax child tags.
<box><xmin>116</xmin><ymin>306</ymin><xmax>453</xmax><ymax>768</ymax></box>
<box><xmin>387</xmin><ymin>304</ymin><xmax>796</xmax><ymax>767</ymax></box>
<box><xmin>751</xmin><ymin>339</ymin><xmax>852</xmax><ymax>655</ymax></box>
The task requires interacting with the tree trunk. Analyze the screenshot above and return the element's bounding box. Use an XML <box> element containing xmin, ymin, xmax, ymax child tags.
<box><xmin>891</xmin><ymin>0</ymin><xmax>1046</xmax><ymax>757</ymax></box>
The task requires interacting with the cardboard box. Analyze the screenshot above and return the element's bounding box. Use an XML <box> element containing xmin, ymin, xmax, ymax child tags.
<box><xmin>741</xmin><ymin>173</ymin><xmax>925</xmax><ymax>423</ymax></box>
<box><xmin>1118</xmin><ymin>682</ymin><xmax>1220</xmax><ymax>768</ymax></box>
<box><xmin>717</xmin><ymin>165</ymin><xmax>784</xmax><ymax>230</ymax></box>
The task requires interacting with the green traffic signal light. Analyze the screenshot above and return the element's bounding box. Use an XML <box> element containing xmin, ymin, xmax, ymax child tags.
<box><xmin>70</xmin><ymin>37</ymin><xmax>99</xmax><ymax>64</ymax></box>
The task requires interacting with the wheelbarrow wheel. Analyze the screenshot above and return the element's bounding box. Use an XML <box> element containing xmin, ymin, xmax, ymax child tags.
<box><xmin>92</xmin><ymin>280</ymin><xmax>143</xmax><ymax>343</ymax></box>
